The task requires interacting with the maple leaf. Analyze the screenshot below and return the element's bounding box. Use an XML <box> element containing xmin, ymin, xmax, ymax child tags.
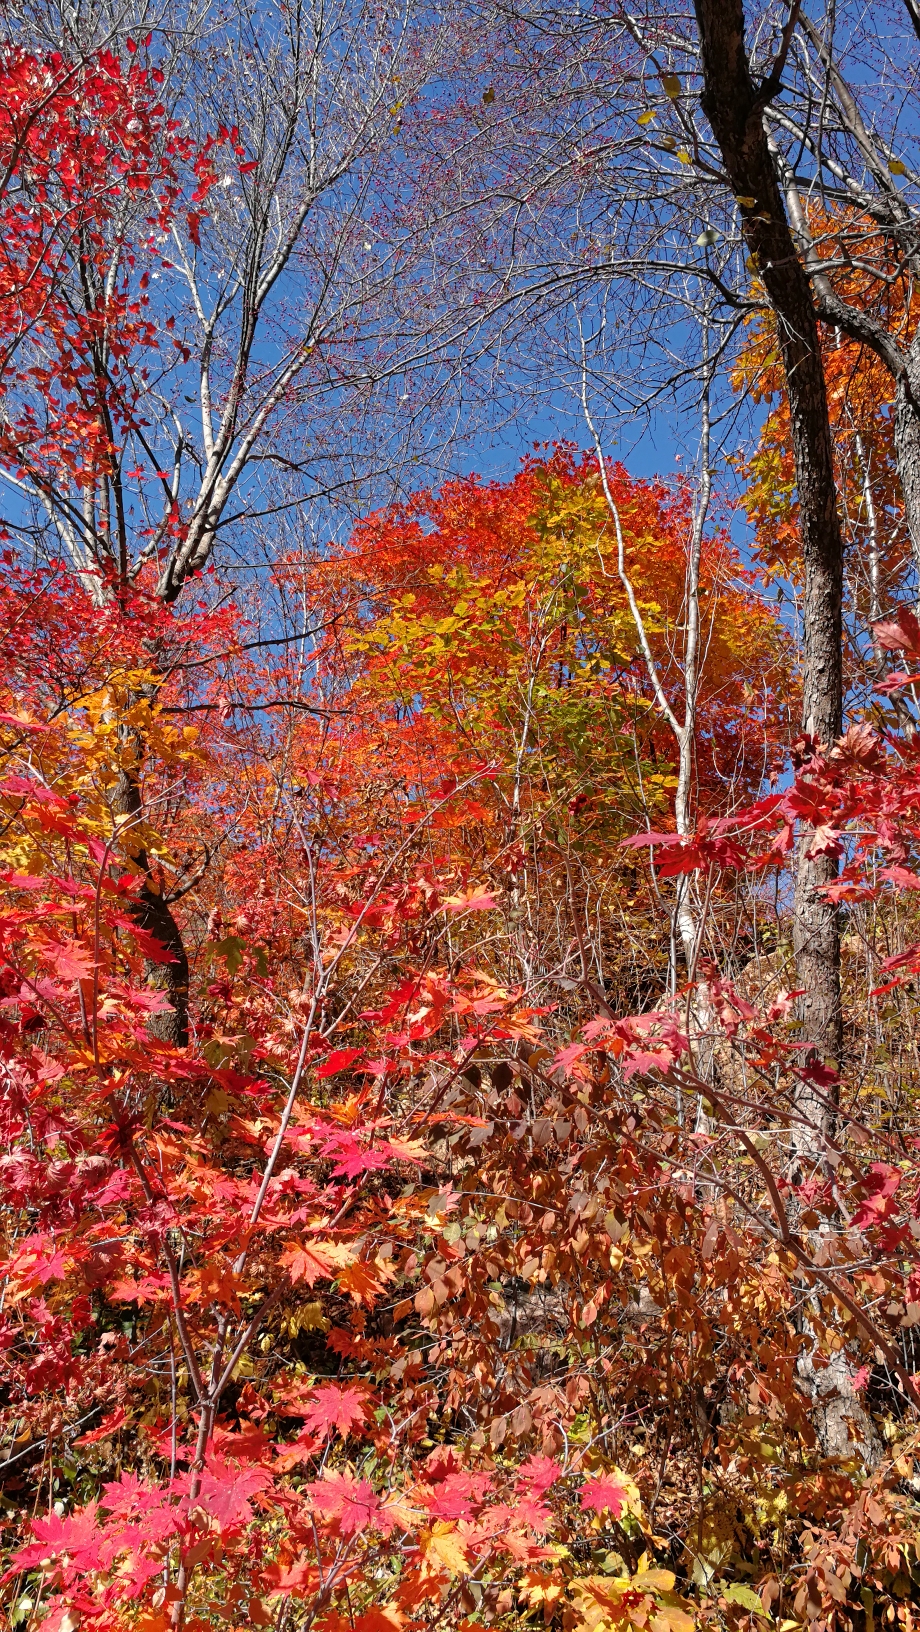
<box><xmin>510</xmin><ymin>1493</ymin><xmax>553</xmax><ymax>1531</ymax></box>
<box><xmin>305</xmin><ymin>1471</ymin><xmax>381</xmax><ymax>1535</ymax></box>
<box><xmin>6</xmin><ymin>1236</ymin><xmax>69</xmax><ymax>1293</ymax></box>
<box><xmin>267</xmin><ymin>1560</ymin><xmax>321</xmax><ymax>1593</ymax></box>
<box><xmin>873</xmin><ymin>670</ymin><xmax>920</xmax><ymax>693</ymax></box>
<box><xmin>44</xmin><ymin>939</ymin><xmax>95</xmax><ymax>981</ymax></box>
<box><xmin>620</xmin><ymin>828</ymin><xmax>682</xmax><ymax>849</ymax></box>
<box><xmin>196</xmin><ymin>1457</ymin><xmax>271</xmax><ymax>1529</ymax></box>
<box><xmin>317</xmin><ymin>1046</ymin><xmax>365</xmax><ymax>1077</ymax></box>
<box><xmin>621</xmin><ymin>1044</ymin><xmax>681</xmax><ymax>1079</ymax></box>
<box><xmin>516</xmin><ymin>1454</ymin><xmax>562</xmax><ymax>1495</ymax></box>
<box><xmin>519</xmin><ymin>1567</ymin><xmax>566</xmax><ymax>1612</ymax></box>
<box><xmin>273</xmin><ymin>1429</ymin><xmax>323</xmax><ymax>1471</ymax></box>
<box><xmin>183</xmin><ymin>1261</ymin><xmax>242</xmax><ymax>1312</ymax></box>
<box><xmin>551</xmin><ymin>1040</ymin><xmax>589</xmax><ymax>1075</ymax></box>
<box><xmin>74</xmin><ymin>1406</ymin><xmax>128</xmax><ymax>1446</ymax></box>
<box><xmin>301</xmin><ymin>1383</ymin><xmax>368</xmax><ymax>1438</ymax></box>
<box><xmin>806</xmin><ymin>823</ymin><xmax>842</xmax><ymax>858</ymax></box>
<box><xmin>851</xmin><ymin>1162</ymin><xmax>902</xmax><ymax>1230</ymax></box>
<box><xmin>316</xmin><ymin>1131</ymin><xmax>391</xmax><ymax>1178</ymax></box>
<box><xmin>823</xmin><ymin>878</ymin><xmax>877</xmax><ymax>903</ymax></box>
<box><xmin>13</xmin><ymin>1503</ymin><xmax>103</xmax><ymax>1572</ymax></box>
<box><xmin>100</xmin><ymin>1469</ymin><xmax>162</xmax><ymax>1519</ymax></box>
<box><xmin>873</xmin><ymin>609</ymin><xmax>920</xmax><ymax>657</ymax></box>
<box><xmin>419</xmin><ymin>1469</ymin><xmax>490</xmax><ymax>1518</ymax></box>
<box><xmin>109</xmin><ymin>982</ymin><xmax>174</xmax><ymax>1013</ymax></box>
<box><xmin>0</xmin><ymin>774</ymin><xmax>63</xmax><ymax>801</ymax></box>
<box><xmin>580</xmin><ymin>1472</ymin><xmax>629</xmax><ymax>1518</ymax></box>
<box><xmin>881</xmin><ymin>865</ymin><xmax>920</xmax><ymax>890</ymax></box>
<box><xmin>443</xmin><ymin>885</ymin><xmax>499</xmax><ymax>913</ymax></box>
<box><xmin>423</xmin><ymin>1520</ymin><xmax>469</xmax><ymax>1574</ymax></box>
<box><xmin>0</xmin><ymin>711</ymin><xmax>50</xmax><ymax>732</ymax></box>
<box><xmin>280</xmin><ymin>1238</ymin><xmax>353</xmax><ymax>1286</ymax></box>
<box><xmin>353</xmin><ymin>1609</ymin><xmax>406</xmax><ymax>1632</ymax></box>
<box><xmin>381</xmin><ymin>1136</ymin><xmax>426</xmax><ymax>1163</ymax></box>
<box><xmin>108</xmin><ymin>1272</ymin><xmax>172</xmax><ymax>1305</ymax></box>
<box><xmin>0</xmin><ymin>869</ymin><xmax>45</xmax><ymax>888</ymax></box>
<box><xmin>203</xmin><ymin>1411</ymin><xmax>266</xmax><ymax>1453</ymax></box>
<box><xmin>794</xmin><ymin>1057</ymin><xmax>839</xmax><ymax>1088</ymax></box>
<box><xmin>124</xmin><ymin>924</ymin><xmax>179</xmax><ymax>963</ymax></box>
<box><xmin>337</xmin><ymin>1256</ymin><xmax>391</xmax><ymax>1306</ymax></box>
<box><xmin>830</xmin><ymin>721</ymin><xmax>887</xmax><ymax>768</ymax></box>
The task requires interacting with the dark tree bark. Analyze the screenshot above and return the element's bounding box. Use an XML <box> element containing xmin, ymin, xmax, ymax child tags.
<box><xmin>765</xmin><ymin>12</ymin><xmax>920</xmax><ymax>585</ymax></box>
<box><xmin>903</xmin><ymin>0</ymin><xmax>920</xmax><ymax>45</ymax></box>
<box><xmin>113</xmin><ymin>729</ymin><xmax>190</xmax><ymax>1049</ymax></box>
<box><xmin>693</xmin><ymin>0</ymin><xmax>844</xmax><ymax>1148</ymax></box>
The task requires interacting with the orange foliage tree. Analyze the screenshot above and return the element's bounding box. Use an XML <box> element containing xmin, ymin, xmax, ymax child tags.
<box><xmin>733</xmin><ymin>214</ymin><xmax>915</xmax><ymax>649</ymax></box>
<box><xmin>276</xmin><ymin>449</ymin><xmax>792</xmax><ymax>1002</ymax></box>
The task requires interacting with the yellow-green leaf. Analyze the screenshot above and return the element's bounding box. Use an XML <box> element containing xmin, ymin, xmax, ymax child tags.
<box><xmin>724</xmin><ymin>1584</ymin><xmax>763</xmax><ymax>1613</ymax></box>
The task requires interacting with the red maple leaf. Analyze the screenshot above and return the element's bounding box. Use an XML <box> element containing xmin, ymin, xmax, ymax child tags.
<box><xmin>74</xmin><ymin>1406</ymin><xmax>128</xmax><ymax>1447</ymax></box>
<box><xmin>881</xmin><ymin>866</ymin><xmax>920</xmax><ymax>890</ymax></box>
<box><xmin>851</xmin><ymin>1163</ymin><xmax>902</xmax><ymax>1231</ymax></box>
<box><xmin>44</xmin><ymin>939</ymin><xmax>94</xmax><ymax>981</ymax></box>
<box><xmin>420</xmin><ymin>1469</ymin><xmax>491</xmax><ymax>1519</ymax></box>
<box><xmin>873</xmin><ymin>609</ymin><xmax>920</xmax><ymax>658</ymax></box>
<box><xmin>580</xmin><ymin>1473</ymin><xmax>629</xmax><ymax>1518</ymax></box>
<box><xmin>443</xmin><ymin>886</ymin><xmax>499</xmax><ymax>913</ymax></box>
<box><xmin>197</xmin><ymin>1456</ymin><xmax>271</xmax><ymax>1529</ymax></box>
<box><xmin>301</xmin><ymin>1383</ymin><xmax>368</xmax><ymax>1438</ymax></box>
<box><xmin>14</xmin><ymin>1503</ymin><xmax>104</xmax><ymax>1572</ymax></box>
<box><xmin>305</xmin><ymin>1471</ymin><xmax>381</xmax><ymax>1535</ymax></box>
<box><xmin>317</xmin><ymin>1046</ymin><xmax>365</xmax><ymax>1078</ymax></box>
<box><xmin>516</xmin><ymin>1454</ymin><xmax>562</xmax><ymax>1495</ymax></box>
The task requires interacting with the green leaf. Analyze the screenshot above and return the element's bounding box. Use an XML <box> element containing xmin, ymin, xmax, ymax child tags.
<box><xmin>724</xmin><ymin>1584</ymin><xmax>763</xmax><ymax>1612</ymax></box>
<box><xmin>204</xmin><ymin>934</ymin><xmax>247</xmax><ymax>976</ymax></box>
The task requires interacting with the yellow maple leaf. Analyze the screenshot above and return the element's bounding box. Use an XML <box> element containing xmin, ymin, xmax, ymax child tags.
<box><xmin>519</xmin><ymin>1568</ymin><xmax>564</xmax><ymax>1609</ymax></box>
<box><xmin>424</xmin><ymin>1521</ymin><xmax>469</xmax><ymax>1574</ymax></box>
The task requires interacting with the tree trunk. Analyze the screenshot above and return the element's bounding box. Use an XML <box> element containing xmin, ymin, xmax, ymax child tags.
<box><xmin>113</xmin><ymin>731</ymin><xmax>190</xmax><ymax>1049</ymax></box>
<box><xmin>894</xmin><ymin>352</ymin><xmax>920</xmax><ymax>579</ymax></box>
<box><xmin>693</xmin><ymin>0</ymin><xmax>844</xmax><ymax>1150</ymax></box>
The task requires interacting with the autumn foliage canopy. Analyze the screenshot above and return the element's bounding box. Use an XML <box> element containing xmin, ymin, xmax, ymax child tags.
<box><xmin>5</xmin><ymin>24</ymin><xmax>920</xmax><ymax>1632</ymax></box>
